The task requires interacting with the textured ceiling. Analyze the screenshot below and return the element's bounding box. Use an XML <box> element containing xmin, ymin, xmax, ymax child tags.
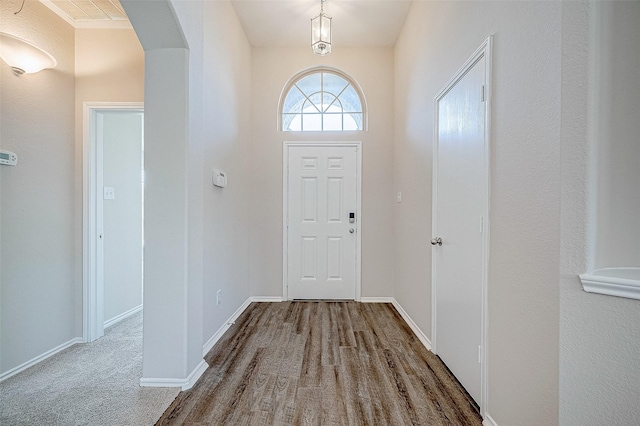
<box><xmin>40</xmin><ymin>0</ymin><xmax>131</xmax><ymax>28</ymax></box>
<box><xmin>50</xmin><ymin>0</ymin><xmax>127</xmax><ymax>20</ymax></box>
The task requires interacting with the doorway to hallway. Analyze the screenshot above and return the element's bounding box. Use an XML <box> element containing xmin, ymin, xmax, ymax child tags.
<box><xmin>83</xmin><ymin>103</ymin><xmax>144</xmax><ymax>342</ymax></box>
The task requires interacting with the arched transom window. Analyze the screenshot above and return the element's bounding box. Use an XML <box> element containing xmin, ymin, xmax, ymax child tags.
<box><xmin>281</xmin><ymin>70</ymin><xmax>365</xmax><ymax>131</ymax></box>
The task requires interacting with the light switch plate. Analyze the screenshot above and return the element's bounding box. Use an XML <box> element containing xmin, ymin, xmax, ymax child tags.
<box><xmin>104</xmin><ymin>187</ymin><xmax>115</xmax><ymax>200</ymax></box>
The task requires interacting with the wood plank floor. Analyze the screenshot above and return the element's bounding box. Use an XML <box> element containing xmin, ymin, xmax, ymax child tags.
<box><xmin>156</xmin><ymin>302</ymin><xmax>482</xmax><ymax>425</ymax></box>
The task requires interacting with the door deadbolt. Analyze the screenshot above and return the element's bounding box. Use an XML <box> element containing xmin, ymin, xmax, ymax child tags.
<box><xmin>431</xmin><ymin>237</ymin><xmax>442</xmax><ymax>246</ymax></box>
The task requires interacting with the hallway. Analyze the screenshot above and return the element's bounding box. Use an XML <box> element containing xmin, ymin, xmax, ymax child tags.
<box><xmin>157</xmin><ymin>302</ymin><xmax>481</xmax><ymax>425</ymax></box>
<box><xmin>0</xmin><ymin>313</ymin><xmax>177</xmax><ymax>425</ymax></box>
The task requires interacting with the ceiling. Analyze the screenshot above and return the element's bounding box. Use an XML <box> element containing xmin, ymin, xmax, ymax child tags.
<box><xmin>231</xmin><ymin>0</ymin><xmax>413</xmax><ymax>48</ymax></box>
<box><xmin>40</xmin><ymin>0</ymin><xmax>413</xmax><ymax>47</ymax></box>
<box><xmin>40</xmin><ymin>0</ymin><xmax>132</xmax><ymax>28</ymax></box>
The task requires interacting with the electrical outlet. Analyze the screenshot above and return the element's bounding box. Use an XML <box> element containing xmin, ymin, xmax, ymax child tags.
<box><xmin>216</xmin><ymin>289</ymin><xmax>222</xmax><ymax>306</ymax></box>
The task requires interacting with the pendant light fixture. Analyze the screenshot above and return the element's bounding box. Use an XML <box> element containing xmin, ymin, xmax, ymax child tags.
<box><xmin>311</xmin><ymin>0</ymin><xmax>332</xmax><ymax>56</ymax></box>
<box><xmin>0</xmin><ymin>32</ymin><xmax>57</xmax><ymax>75</ymax></box>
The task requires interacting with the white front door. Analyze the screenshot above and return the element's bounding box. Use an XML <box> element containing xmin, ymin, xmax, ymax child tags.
<box><xmin>286</xmin><ymin>145</ymin><xmax>358</xmax><ymax>300</ymax></box>
<box><xmin>432</xmin><ymin>41</ymin><xmax>491</xmax><ymax>406</ymax></box>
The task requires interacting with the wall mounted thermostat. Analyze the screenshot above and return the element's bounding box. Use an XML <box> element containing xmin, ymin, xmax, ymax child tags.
<box><xmin>0</xmin><ymin>150</ymin><xmax>18</xmax><ymax>166</ymax></box>
<box><xmin>212</xmin><ymin>169</ymin><xmax>227</xmax><ymax>188</ymax></box>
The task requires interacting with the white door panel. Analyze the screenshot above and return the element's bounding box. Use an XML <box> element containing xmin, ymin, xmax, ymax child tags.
<box><xmin>287</xmin><ymin>145</ymin><xmax>358</xmax><ymax>300</ymax></box>
<box><xmin>433</xmin><ymin>47</ymin><xmax>489</xmax><ymax>407</ymax></box>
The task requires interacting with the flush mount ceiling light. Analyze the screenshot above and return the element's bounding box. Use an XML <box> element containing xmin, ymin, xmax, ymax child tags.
<box><xmin>0</xmin><ymin>32</ymin><xmax>57</xmax><ymax>75</ymax></box>
<box><xmin>311</xmin><ymin>0</ymin><xmax>332</xmax><ymax>56</ymax></box>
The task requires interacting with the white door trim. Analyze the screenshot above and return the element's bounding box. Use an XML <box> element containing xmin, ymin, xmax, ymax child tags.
<box><xmin>82</xmin><ymin>102</ymin><xmax>144</xmax><ymax>342</ymax></box>
<box><xmin>431</xmin><ymin>36</ymin><xmax>492</xmax><ymax>416</ymax></box>
<box><xmin>282</xmin><ymin>141</ymin><xmax>362</xmax><ymax>301</ymax></box>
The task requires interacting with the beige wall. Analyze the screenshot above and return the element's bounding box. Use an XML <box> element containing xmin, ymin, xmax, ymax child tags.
<box><xmin>0</xmin><ymin>1</ymin><xmax>76</xmax><ymax>374</ymax></box>
<box><xmin>0</xmin><ymin>5</ymin><xmax>144</xmax><ymax>375</ymax></box>
<box><xmin>75</xmin><ymin>29</ymin><xmax>144</xmax><ymax>103</ymax></box>
<box><xmin>74</xmin><ymin>28</ymin><xmax>144</xmax><ymax>327</ymax></box>
<box><xmin>394</xmin><ymin>2</ymin><xmax>561</xmax><ymax>424</ymax></box>
<box><xmin>249</xmin><ymin>47</ymin><xmax>395</xmax><ymax>299</ymax></box>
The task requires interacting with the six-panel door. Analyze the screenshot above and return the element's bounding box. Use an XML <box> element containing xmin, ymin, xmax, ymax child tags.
<box><xmin>287</xmin><ymin>146</ymin><xmax>358</xmax><ymax>300</ymax></box>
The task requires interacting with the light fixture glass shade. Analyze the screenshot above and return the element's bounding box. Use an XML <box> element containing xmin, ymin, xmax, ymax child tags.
<box><xmin>0</xmin><ymin>32</ymin><xmax>57</xmax><ymax>75</ymax></box>
<box><xmin>311</xmin><ymin>13</ymin><xmax>332</xmax><ymax>56</ymax></box>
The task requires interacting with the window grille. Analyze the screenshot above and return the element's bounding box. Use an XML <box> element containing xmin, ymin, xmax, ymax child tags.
<box><xmin>281</xmin><ymin>70</ymin><xmax>365</xmax><ymax>131</ymax></box>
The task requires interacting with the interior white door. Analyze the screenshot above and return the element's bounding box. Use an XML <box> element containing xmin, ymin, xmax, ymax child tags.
<box><xmin>433</xmin><ymin>52</ymin><xmax>488</xmax><ymax>405</ymax></box>
<box><xmin>287</xmin><ymin>145</ymin><xmax>358</xmax><ymax>300</ymax></box>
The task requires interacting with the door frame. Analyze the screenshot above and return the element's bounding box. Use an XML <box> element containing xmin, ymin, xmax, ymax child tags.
<box><xmin>282</xmin><ymin>141</ymin><xmax>362</xmax><ymax>301</ymax></box>
<box><xmin>82</xmin><ymin>102</ymin><xmax>144</xmax><ymax>342</ymax></box>
<box><xmin>431</xmin><ymin>36</ymin><xmax>492</xmax><ymax>415</ymax></box>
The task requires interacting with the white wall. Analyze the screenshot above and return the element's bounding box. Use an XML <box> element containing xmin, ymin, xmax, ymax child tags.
<box><xmin>121</xmin><ymin>0</ymin><xmax>253</xmax><ymax>381</ymax></box>
<box><xmin>201</xmin><ymin>1</ymin><xmax>252</xmax><ymax>342</ymax></box>
<box><xmin>560</xmin><ymin>2</ymin><xmax>640</xmax><ymax>424</ymax></box>
<box><xmin>0</xmin><ymin>1</ymin><xmax>76</xmax><ymax>375</ymax></box>
<box><xmin>590</xmin><ymin>1</ymin><xmax>640</xmax><ymax>270</ymax></box>
<box><xmin>250</xmin><ymin>47</ymin><xmax>395</xmax><ymax>299</ymax></box>
<box><xmin>169</xmin><ymin>0</ymin><xmax>253</xmax><ymax>369</ymax></box>
<box><xmin>102</xmin><ymin>111</ymin><xmax>143</xmax><ymax>322</ymax></box>
<box><xmin>394</xmin><ymin>2</ymin><xmax>561</xmax><ymax>424</ymax></box>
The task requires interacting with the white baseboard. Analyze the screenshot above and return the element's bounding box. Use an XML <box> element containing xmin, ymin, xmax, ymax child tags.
<box><xmin>391</xmin><ymin>298</ymin><xmax>432</xmax><ymax>351</ymax></box>
<box><xmin>250</xmin><ymin>296</ymin><xmax>283</xmax><ymax>302</ymax></box>
<box><xmin>0</xmin><ymin>337</ymin><xmax>83</xmax><ymax>383</ymax></box>
<box><xmin>104</xmin><ymin>304</ymin><xmax>143</xmax><ymax>329</ymax></box>
<box><xmin>202</xmin><ymin>297</ymin><xmax>253</xmax><ymax>357</ymax></box>
<box><xmin>361</xmin><ymin>296</ymin><xmax>394</xmax><ymax>303</ymax></box>
<box><xmin>182</xmin><ymin>360</ymin><xmax>208</xmax><ymax>390</ymax></box>
<box><xmin>139</xmin><ymin>359</ymin><xmax>209</xmax><ymax>391</ymax></box>
<box><xmin>483</xmin><ymin>413</ymin><xmax>498</xmax><ymax>426</ymax></box>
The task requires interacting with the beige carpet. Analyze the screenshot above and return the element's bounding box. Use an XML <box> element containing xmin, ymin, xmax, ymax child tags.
<box><xmin>0</xmin><ymin>311</ymin><xmax>178</xmax><ymax>426</ymax></box>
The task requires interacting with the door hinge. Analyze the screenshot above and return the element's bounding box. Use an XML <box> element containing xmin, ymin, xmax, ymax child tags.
<box><xmin>481</xmin><ymin>85</ymin><xmax>485</xmax><ymax>102</ymax></box>
<box><xmin>480</xmin><ymin>216</ymin><xmax>484</xmax><ymax>233</ymax></box>
<box><xmin>478</xmin><ymin>345</ymin><xmax>482</xmax><ymax>363</ymax></box>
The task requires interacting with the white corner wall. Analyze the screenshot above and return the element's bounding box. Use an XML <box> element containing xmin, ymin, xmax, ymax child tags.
<box><xmin>560</xmin><ymin>2</ymin><xmax>640</xmax><ymax>424</ymax></box>
<box><xmin>394</xmin><ymin>2</ymin><xmax>561</xmax><ymax>424</ymax></box>
<box><xmin>249</xmin><ymin>47</ymin><xmax>395</xmax><ymax>299</ymax></box>
<box><xmin>0</xmin><ymin>1</ymin><xmax>76</xmax><ymax>375</ymax></box>
<box><xmin>169</xmin><ymin>0</ymin><xmax>254</xmax><ymax>364</ymax></box>
<box><xmin>590</xmin><ymin>2</ymin><xmax>640</xmax><ymax>270</ymax></box>
<box><xmin>121</xmin><ymin>0</ymin><xmax>253</xmax><ymax>383</ymax></box>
